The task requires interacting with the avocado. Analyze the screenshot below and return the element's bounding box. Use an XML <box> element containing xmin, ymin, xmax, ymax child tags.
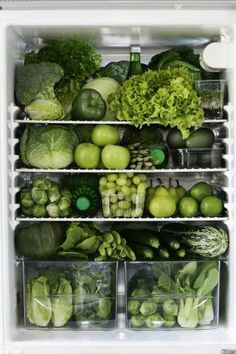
<box><xmin>166</xmin><ymin>128</ymin><xmax>186</xmax><ymax>148</ymax></box>
<box><xmin>186</xmin><ymin>128</ymin><xmax>215</xmax><ymax>149</ymax></box>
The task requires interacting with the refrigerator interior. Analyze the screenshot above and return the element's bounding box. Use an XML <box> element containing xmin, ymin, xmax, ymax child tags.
<box><xmin>1</xmin><ymin>8</ymin><xmax>236</xmax><ymax>354</ymax></box>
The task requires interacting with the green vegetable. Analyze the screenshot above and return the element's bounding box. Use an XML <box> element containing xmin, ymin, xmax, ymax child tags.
<box><xmin>160</xmin><ymin>224</ymin><xmax>229</xmax><ymax>258</ymax></box>
<box><xmin>128</xmin><ymin>299</ymin><xmax>141</xmax><ymax>315</ymax></box>
<box><xmin>140</xmin><ymin>301</ymin><xmax>157</xmax><ymax>316</ymax></box>
<box><xmin>97</xmin><ymin>298</ymin><xmax>112</xmax><ymax>319</ymax></box>
<box><xmin>122</xmin><ymin>125</ymin><xmax>163</xmax><ymax>146</ymax></box>
<box><xmin>163</xmin><ymin>314</ymin><xmax>176</xmax><ymax>328</ymax></box>
<box><xmin>98</xmin><ymin>60</ymin><xmax>129</xmax><ymax>84</ymax></box>
<box><xmin>15</xmin><ymin>62</ymin><xmax>64</xmax><ymax>106</ymax></box>
<box><xmin>51</xmin><ymin>276</ymin><xmax>73</xmax><ymax>327</ymax></box>
<box><xmin>15</xmin><ymin>222</ymin><xmax>64</xmax><ymax>259</ymax></box>
<box><xmin>131</xmin><ymin>288</ymin><xmax>150</xmax><ymax>298</ymax></box>
<box><xmin>55</xmin><ymin>80</ymin><xmax>80</xmax><ymax>119</ymax></box>
<box><xmin>130</xmin><ymin>314</ymin><xmax>146</xmax><ymax>328</ymax></box>
<box><xmin>27</xmin><ymin>276</ymin><xmax>52</xmax><ymax>327</ymax></box>
<box><xmin>32</xmin><ymin>204</ymin><xmax>47</xmax><ymax>217</ymax></box>
<box><xmin>127</xmin><ymin>242</ymin><xmax>154</xmax><ymax>260</ymax></box>
<box><xmin>163</xmin><ymin>299</ymin><xmax>178</xmax><ymax>316</ymax></box>
<box><xmin>58</xmin><ymin>196</ymin><xmax>71</xmax><ymax>211</ymax></box>
<box><xmin>46</xmin><ymin>203</ymin><xmax>60</xmax><ymax>218</ymax></box>
<box><xmin>72</xmin><ymin>88</ymin><xmax>106</xmax><ymax>121</ymax></box>
<box><xmin>198</xmin><ymin>297</ymin><xmax>214</xmax><ymax>325</ymax></box>
<box><xmin>25</xmin><ymin>98</ymin><xmax>65</xmax><ymax>121</ymax></box>
<box><xmin>20</xmin><ymin>125</ymin><xmax>78</xmax><ymax>169</ymax></box>
<box><xmin>20</xmin><ymin>188</ymin><xmax>34</xmax><ymax>208</ymax></box>
<box><xmin>82</xmin><ymin>77</ymin><xmax>120</xmax><ymax>121</ymax></box>
<box><xmin>33</xmin><ymin>176</ymin><xmax>52</xmax><ymax>190</ymax></box>
<box><xmin>109</xmin><ymin>67</ymin><xmax>204</xmax><ymax>139</ymax></box>
<box><xmin>31</xmin><ymin>187</ymin><xmax>48</xmax><ymax>205</ymax></box>
<box><xmin>47</xmin><ymin>185</ymin><xmax>61</xmax><ymax>203</ymax></box>
<box><xmin>121</xmin><ymin>229</ymin><xmax>160</xmax><ymax>249</ymax></box>
<box><xmin>145</xmin><ymin>313</ymin><xmax>164</xmax><ymax>328</ymax></box>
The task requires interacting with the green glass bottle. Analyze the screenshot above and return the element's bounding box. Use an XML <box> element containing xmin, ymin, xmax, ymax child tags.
<box><xmin>149</xmin><ymin>144</ymin><xmax>169</xmax><ymax>168</ymax></box>
<box><xmin>126</xmin><ymin>46</ymin><xmax>143</xmax><ymax>79</ymax></box>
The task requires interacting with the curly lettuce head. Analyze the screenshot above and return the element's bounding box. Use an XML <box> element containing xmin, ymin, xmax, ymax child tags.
<box><xmin>109</xmin><ymin>67</ymin><xmax>204</xmax><ymax>138</ymax></box>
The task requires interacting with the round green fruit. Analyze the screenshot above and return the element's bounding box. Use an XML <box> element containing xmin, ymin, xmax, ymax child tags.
<box><xmin>91</xmin><ymin>125</ymin><xmax>120</xmax><ymax>147</ymax></box>
<box><xmin>74</xmin><ymin>143</ymin><xmax>101</xmax><ymax>169</ymax></box>
<box><xmin>101</xmin><ymin>144</ymin><xmax>131</xmax><ymax>169</ymax></box>
<box><xmin>149</xmin><ymin>196</ymin><xmax>176</xmax><ymax>218</ymax></box>
<box><xmin>190</xmin><ymin>182</ymin><xmax>213</xmax><ymax>202</ymax></box>
<box><xmin>178</xmin><ymin>196</ymin><xmax>198</xmax><ymax>217</ymax></box>
<box><xmin>200</xmin><ymin>196</ymin><xmax>223</xmax><ymax>217</ymax></box>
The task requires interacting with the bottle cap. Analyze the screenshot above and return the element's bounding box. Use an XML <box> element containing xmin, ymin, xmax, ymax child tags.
<box><xmin>130</xmin><ymin>45</ymin><xmax>141</xmax><ymax>53</ymax></box>
<box><xmin>150</xmin><ymin>148</ymin><xmax>165</xmax><ymax>165</ymax></box>
<box><xmin>76</xmin><ymin>196</ymin><xmax>91</xmax><ymax>211</ymax></box>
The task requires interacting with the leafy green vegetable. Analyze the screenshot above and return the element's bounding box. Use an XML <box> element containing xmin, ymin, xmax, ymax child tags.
<box><xmin>98</xmin><ymin>60</ymin><xmax>129</xmax><ymax>84</ymax></box>
<box><xmin>20</xmin><ymin>125</ymin><xmax>78</xmax><ymax>169</ymax></box>
<box><xmin>97</xmin><ymin>298</ymin><xmax>112</xmax><ymax>319</ymax></box>
<box><xmin>27</xmin><ymin>276</ymin><xmax>52</xmax><ymax>327</ymax></box>
<box><xmin>25</xmin><ymin>98</ymin><xmax>65</xmax><ymax>121</ymax></box>
<box><xmin>109</xmin><ymin>67</ymin><xmax>204</xmax><ymax>138</ymax></box>
<box><xmin>25</xmin><ymin>39</ymin><xmax>101</xmax><ymax>84</ymax></box>
<box><xmin>15</xmin><ymin>62</ymin><xmax>64</xmax><ymax>106</ymax></box>
<box><xmin>51</xmin><ymin>276</ymin><xmax>73</xmax><ymax>327</ymax></box>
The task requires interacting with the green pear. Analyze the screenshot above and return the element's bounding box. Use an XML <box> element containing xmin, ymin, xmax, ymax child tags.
<box><xmin>175</xmin><ymin>180</ymin><xmax>186</xmax><ymax>201</ymax></box>
<box><xmin>145</xmin><ymin>181</ymin><xmax>155</xmax><ymax>211</ymax></box>
<box><xmin>154</xmin><ymin>179</ymin><xmax>169</xmax><ymax>198</ymax></box>
<box><xmin>168</xmin><ymin>177</ymin><xmax>178</xmax><ymax>201</ymax></box>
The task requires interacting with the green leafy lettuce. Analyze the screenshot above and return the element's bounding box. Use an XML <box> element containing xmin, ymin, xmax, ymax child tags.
<box><xmin>109</xmin><ymin>67</ymin><xmax>204</xmax><ymax>139</ymax></box>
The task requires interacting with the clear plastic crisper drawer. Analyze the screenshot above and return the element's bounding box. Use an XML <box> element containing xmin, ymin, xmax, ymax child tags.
<box><xmin>171</xmin><ymin>147</ymin><xmax>224</xmax><ymax>168</ymax></box>
<box><xmin>22</xmin><ymin>260</ymin><xmax>118</xmax><ymax>330</ymax></box>
<box><xmin>125</xmin><ymin>261</ymin><xmax>220</xmax><ymax>330</ymax></box>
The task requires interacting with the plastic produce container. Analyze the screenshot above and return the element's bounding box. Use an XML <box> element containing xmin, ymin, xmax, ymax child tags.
<box><xmin>101</xmin><ymin>193</ymin><xmax>145</xmax><ymax>218</ymax></box>
<box><xmin>125</xmin><ymin>261</ymin><xmax>220</xmax><ymax>330</ymax></box>
<box><xmin>195</xmin><ymin>80</ymin><xmax>225</xmax><ymax>119</ymax></box>
<box><xmin>22</xmin><ymin>260</ymin><xmax>118</xmax><ymax>330</ymax></box>
<box><xmin>171</xmin><ymin>147</ymin><xmax>224</xmax><ymax>168</ymax></box>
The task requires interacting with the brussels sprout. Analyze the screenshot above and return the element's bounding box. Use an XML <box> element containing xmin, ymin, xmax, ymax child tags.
<box><xmin>151</xmin><ymin>286</ymin><xmax>163</xmax><ymax>304</ymax></box>
<box><xmin>31</xmin><ymin>187</ymin><xmax>48</xmax><ymax>205</ymax></box>
<box><xmin>22</xmin><ymin>207</ymin><xmax>33</xmax><ymax>216</ymax></box>
<box><xmin>97</xmin><ymin>298</ymin><xmax>112</xmax><ymax>320</ymax></box>
<box><xmin>46</xmin><ymin>203</ymin><xmax>60</xmax><ymax>218</ymax></box>
<box><xmin>163</xmin><ymin>314</ymin><xmax>176</xmax><ymax>328</ymax></box>
<box><xmin>140</xmin><ymin>301</ymin><xmax>157</xmax><ymax>316</ymax></box>
<box><xmin>61</xmin><ymin>189</ymin><xmax>72</xmax><ymax>199</ymax></box>
<box><xmin>60</xmin><ymin>209</ymin><xmax>71</xmax><ymax>217</ymax></box>
<box><xmin>58</xmin><ymin>196</ymin><xmax>72</xmax><ymax>211</ymax></box>
<box><xmin>20</xmin><ymin>188</ymin><xmax>35</xmax><ymax>208</ymax></box>
<box><xmin>32</xmin><ymin>204</ymin><xmax>47</xmax><ymax>217</ymax></box>
<box><xmin>131</xmin><ymin>288</ymin><xmax>150</xmax><ymax>298</ymax></box>
<box><xmin>48</xmin><ymin>186</ymin><xmax>61</xmax><ymax>203</ymax></box>
<box><xmin>128</xmin><ymin>299</ymin><xmax>141</xmax><ymax>315</ymax></box>
<box><xmin>145</xmin><ymin>313</ymin><xmax>164</xmax><ymax>328</ymax></box>
<box><xmin>130</xmin><ymin>314</ymin><xmax>146</xmax><ymax>328</ymax></box>
<box><xmin>163</xmin><ymin>299</ymin><xmax>178</xmax><ymax>317</ymax></box>
<box><xmin>32</xmin><ymin>176</ymin><xmax>52</xmax><ymax>191</ymax></box>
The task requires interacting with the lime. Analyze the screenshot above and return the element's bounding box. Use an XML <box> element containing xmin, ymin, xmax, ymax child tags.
<box><xmin>200</xmin><ymin>196</ymin><xmax>223</xmax><ymax>217</ymax></box>
<box><xmin>190</xmin><ymin>182</ymin><xmax>213</xmax><ymax>202</ymax></box>
<box><xmin>178</xmin><ymin>196</ymin><xmax>198</xmax><ymax>217</ymax></box>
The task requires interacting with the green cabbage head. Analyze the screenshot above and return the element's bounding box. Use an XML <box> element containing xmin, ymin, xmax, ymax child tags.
<box><xmin>20</xmin><ymin>125</ymin><xmax>78</xmax><ymax>169</ymax></box>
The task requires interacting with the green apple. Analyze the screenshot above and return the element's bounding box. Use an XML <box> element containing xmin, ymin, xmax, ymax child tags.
<box><xmin>91</xmin><ymin>124</ymin><xmax>120</xmax><ymax>147</ymax></box>
<box><xmin>101</xmin><ymin>144</ymin><xmax>131</xmax><ymax>169</ymax></box>
<box><xmin>74</xmin><ymin>143</ymin><xmax>100</xmax><ymax>169</ymax></box>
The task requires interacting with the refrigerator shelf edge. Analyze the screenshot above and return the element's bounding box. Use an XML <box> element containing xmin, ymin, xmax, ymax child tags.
<box><xmin>15</xmin><ymin>168</ymin><xmax>229</xmax><ymax>173</ymax></box>
<box><xmin>15</xmin><ymin>216</ymin><xmax>229</xmax><ymax>222</ymax></box>
<box><xmin>14</xmin><ymin>119</ymin><xmax>229</xmax><ymax>125</ymax></box>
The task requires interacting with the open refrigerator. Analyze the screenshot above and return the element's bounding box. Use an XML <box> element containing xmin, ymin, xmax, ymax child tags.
<box><xmin>1</xmin><ymin>1</ymin><xmax>236</xmax><ymax>354</ymax></box>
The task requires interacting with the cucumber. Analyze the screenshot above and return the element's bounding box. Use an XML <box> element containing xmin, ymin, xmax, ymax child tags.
<box><xmin>128</xmin><ymin>242</ymin><xmax>154</xmax><ymax>260</ymax></box>
<box><xmin>185</xmin><ymin>128</ymin><xmax>215</xmax><ymax>149</ymax></box>
<box><xmin>121</xmin><ymin>229</ymin><xmax>160</xmax><ymax>249</ymax></box>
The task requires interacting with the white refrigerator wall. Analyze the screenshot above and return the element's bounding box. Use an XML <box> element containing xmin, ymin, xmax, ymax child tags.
<box><xmin>1</xmin><ymin>8</ymin><xmax>236</xmax><ymax>354</ymax></box>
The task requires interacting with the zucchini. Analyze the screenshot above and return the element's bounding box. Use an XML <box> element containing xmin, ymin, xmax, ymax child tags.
<box><xmin>127</xmin><ymin>242</ymin><xmax>154</xmax><ymax>260</ymax></box>
<box><xmin>121</xmin><ymin>229</ymin><xmax>160</xmax><ymax>249</ymax></box>
<box><xmin>161</xmin><ymin>224</ymin><xmax>228</xmax><ymax>258</ymax></box>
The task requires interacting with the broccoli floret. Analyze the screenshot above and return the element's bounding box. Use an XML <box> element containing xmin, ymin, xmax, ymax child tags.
<box><xmin>99</xmin><ymin>61</ymin><xmax>129</xmax><ymax>84</ymax></box>
<box><xmin>15</xmin><ymin>62</ymin><xmax>64</xmax><ymax>106</ymax></box>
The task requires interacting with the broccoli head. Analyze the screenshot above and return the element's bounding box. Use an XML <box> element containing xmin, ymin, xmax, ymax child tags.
<box><xmin>15</xmin><ymin>62</ymin><xmax>64</xmax><ymax>106</ymax></box>
<box><xmin>99</xmin><ymin>61</ymin><xmax>129</xmax><ymax>84</ymax></box>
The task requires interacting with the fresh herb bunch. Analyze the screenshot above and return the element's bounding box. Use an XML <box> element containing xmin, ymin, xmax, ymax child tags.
<box><xmin>109</xmin><ymin>67</ymin><xmax>204</xmax><ymax>139</ymax></box>
<box><xmin>25</xmin><ymin>39</ymin><xmax>101</xmax><ymax>84</ymax></box>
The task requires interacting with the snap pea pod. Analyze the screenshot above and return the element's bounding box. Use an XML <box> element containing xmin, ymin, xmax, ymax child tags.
<box><xmin>111</xmin><ymin>231</ymin><xmax>121</xmax><ymax>245</ymax></box>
